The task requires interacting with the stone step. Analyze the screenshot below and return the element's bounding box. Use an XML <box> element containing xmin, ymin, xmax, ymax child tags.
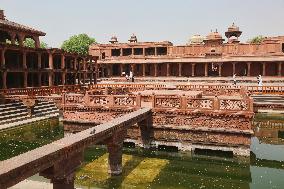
<box><xmin>0</xmin><ymin>111</ymin><xmax>29</xmax><ymax>122</ymax></box>
<box><xmin>0</xmin><ymin>115</ymin><xmax>30</xmax><ymax>125</ymax></box>
<box><xmin>0</xmin><ymin>104</ymin><xmax>26</xmax><ymax>112</ymax></box>
<box><xmin>0</xmin><ymin>102</ymin><xmax>22</xmax><ymax>108</ymax></box>
<box><xmin>0</xmin><ymin>107</ymin><xmax>27</xmax><ymax>117</ymax></box>
<box><xmin>0</xmin><ymin>113</ymin><xmax>60</xmax><ymax>131</ymax></box>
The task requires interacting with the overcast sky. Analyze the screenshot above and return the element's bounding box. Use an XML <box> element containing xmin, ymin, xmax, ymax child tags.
<box><xmin>1</xmin><ymin>0</ymin><xmax>284</xmax><ymax>47</ymax></box>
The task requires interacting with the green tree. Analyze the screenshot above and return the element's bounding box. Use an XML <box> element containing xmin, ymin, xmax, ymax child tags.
<box><xmin>248</xmin><ymin>35</ymin><xmax>266</xmax><ymax>44</ymax></box>
<box><xmin>23</xmin><ymin>38</ymin><xmax>48</xmax><ymax>48</ymax></box>
<box><xmin>61</xmin><ymin>34</ymin><xmax>96</xmax><ymax>55</ymax></box>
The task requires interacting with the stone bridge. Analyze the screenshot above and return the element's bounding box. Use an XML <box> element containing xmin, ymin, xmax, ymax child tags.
<box><xmin>0</xmin><ymin>108</ymin><xmax>151</xmax><ymax>189</ymax></box>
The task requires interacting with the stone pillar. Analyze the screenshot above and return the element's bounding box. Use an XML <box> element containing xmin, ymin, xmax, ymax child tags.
<box><xmin>2</xmin><ymin>71</ymin><xmax>7</xmax><ymax>89</ymax></box>
<box><xmin>120</xmin><ymin>48</ymin><xmax>123</xmax><ymax>56</ymax></box>
<box><xmin>52</xmin><ymin>174</ymin><xmax>75</xmax><ymax>189</ymax></box>
<box><xmin>166</xmin><ymin>63</ymin><xmax>170</xmax><ymax>77</ymax></box>
<box><xmin>18</xmin><ymin>33</ymin><xmax>25</xmax><ymax>47</ymax></box>
<box><xmin>34</xmin><ymin>36</ymin><xmax>40</xmax><ymax>49</ymax></box>
<box><xmin>262</xmin><ymin>62</ymin><xmax>266</xmax><ymax>76</ymax></box>
<box><xmin>137</xmin><ymin>117</ymin><xmax>152</xmax><ymax>148</ymax></box>
<box><xmin>48</xmin><ymin>72</ymin><xmax>53</xmax><ymax>86</ymax></box>
<box><xmin>62</xmin><ymin>72</ymin><xmax>66</xmax><ymax>85</ymax></box>
<box><xmin>142</xmin><ymin>64</ymin><xmax>146</xmax><ymax>77</ymax></box>
<box><xmin>154</xmin><ymin>47</ymin><xmax>157</xmax><ymax>56</ymax></box>
<box><xmin>191</xmin><ymin>63</ymin><xmax>195</xmax><ymax>77</ymax></box>
<box><xmin>38</xmin><ymin>72</ymin><xmax>42</xmax><ymax>86</ymax></box>
<box><xmin>143</xmin><ymin>48</ymin><xmax>145</xmax><ymax>56</ymax></box>
<box><xmin>61</xmin><ymin>54</ymin><xmax>65</xmax><ymax>70</ymax></box>
<box><xmin>204</xmin><ymin>63</ymin><xmax>208</xmax><ymax>77</ymax></box>
<box><xmin>109</xmin><ymin>64</ymin><xmax>113</xmax><ymax>77</ymax></box>
<box><xmin>37</xmin><ymin>52</ymin><xmax>41</xmax><ymax>69</ymax></box>
<box><xmin>49</xmin><ymin>52</ymin><xmax>53</xmax><ymax>69</ymax></box>
<box><xmin>131</xmin><ymin>64</ymin><xmax>135</xmax><ymax>74</ymax></box>
<box><xmin>107</xmin><ymin>141</ymin><xmax>123</xmax><ymax>175</ymax></box>
<box><xmin>278</xmin><ymin>62</ymin><xmax>282</xmax><ymax>76</ymax></box>
<box><xmin>83</xmin><ymin>58</ymin><xmax>86</xmax><ymax>71</ymax></box>
<box><xmin>120</xmin><ymin>64</ymin><xmax>124</xmax><ymax>76</ymax></box>
<box><xmin>74</xmin><ymin>57</ymin><xmax>77</xmax><ymax>70</ymax></box>
<box><xmin>1</xmin><ymin>48</ymin><xmax>5</xmax><ymax>68</ymax></box>
<box><xmin>40</xmin><ymin>151</ymin><xmax>83</xmax><ymax>189</ymax></box>
<box><xmin>154</xmin><ymin>64</ymin><xmax>158</xmax><ymax>77</ymax></box>
<box><xmin>78</xmin><ymin>73</ymin><xmax>82</xmax><ymax>84</ymax></box>
<box><xmin>24</xmin><ymin>72</ymin><xmax>28</xmax><ymax>87</ymax></box>
<box><xmin>232</xmin><ymin>62</ymin><xmax>236</xmax><ymax>74</ymax></box>
<box><xmin>218</xmin><ymin>63</ymin><xmax>222</xmax><ymax>77</ymax></box>
<box><xmin>106</xmin><ymin>130</ymin><xmax>126</xmax><ymax>176</ymax></box>
<box><xmin>178</xmin><ymin>63</ymin><xmax>182</xmax><ymax>77</ymax></box>
<box><xmin>23</xmin><ymin>51</ymin><xmax>27</xmax><ymax>69</ymax></box>
<box><xmin>247</xmin><ymin>62</ymin><xmax>251</xmax><ymax>76</ymax></box>
<box><xmin>9</xmin><ymin>32</ymin><xmax>16</xmax><ymax>45</ymax></box>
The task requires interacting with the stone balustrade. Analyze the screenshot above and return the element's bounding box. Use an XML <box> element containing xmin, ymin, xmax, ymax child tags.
<box><xmin>63</xmin><ymin>93</ymin><xmax>253</xmax><ymax>113</ymax></box>
<box><xmin>1</xmin><ymin>84</ymin><xmax>284</xmax><ymax>98</ymax></box>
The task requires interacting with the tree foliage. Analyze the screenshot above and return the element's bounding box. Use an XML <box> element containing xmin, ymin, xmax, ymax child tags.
<box><xmin>61</xmin><ymin>34</ymin><xmax>96</xmax><ymax>55</ymax></box>
<box><xmin>248</xmin><ymin>35</ymin><xmax>266</xmax><ymax>44</ymax></box>
<box><xmin>23</xmin><ymin>38</ymin><xmax>48</xmax><ymax>48</ymax></box>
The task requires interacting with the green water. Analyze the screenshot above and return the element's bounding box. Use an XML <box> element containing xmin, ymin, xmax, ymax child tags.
<box><xmin>0</xmin><ymin>118</ymin><xmax>63</xmax><ymax>160</ymax></box>
<box><xmin>1</xmin><ymin>114</ymin><xmax>284</xmax><ymax>189</ymax></box>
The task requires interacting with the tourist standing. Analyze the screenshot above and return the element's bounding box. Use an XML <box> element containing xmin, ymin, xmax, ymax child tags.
<box><xmin>258</xmin><ymin>75</ymin><xmax>263</xmax><ymax>86</ymax></box>
<box><xmin>129</xmin><ymin>71</ymin><xmax>133</xmax><ymax>82</ymax></box>
<box><xmin>233</xmin><ymin>74</ymin><xmax>237</xmax><ymax>85</ymax></box>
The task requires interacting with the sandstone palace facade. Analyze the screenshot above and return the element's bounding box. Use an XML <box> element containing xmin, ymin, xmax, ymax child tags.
<box><xmin>90</xmin><ymin>24</ymin><xmax>284</xmax><ymax>78</ymax></box>
<box><xmin>0</xmin><ymin>10</ymin><xmax>97</xmax><ymax>89</ymax></box>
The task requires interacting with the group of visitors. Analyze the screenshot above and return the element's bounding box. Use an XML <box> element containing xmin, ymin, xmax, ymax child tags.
<box><xmin>232</xmin><ymin>74</ymin><xmax>263</xmax><ymax>86</ymax></box>
<box><xmin>123</xmin><ymin>71</ymin><xmax>135</xmax><ymax>82</ymax></box>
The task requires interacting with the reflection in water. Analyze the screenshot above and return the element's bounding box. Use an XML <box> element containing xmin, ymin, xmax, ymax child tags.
<box><xmin>1</xmin><ymin>114</ymin><xmax>284</xmax><ymax>189</ymax></box>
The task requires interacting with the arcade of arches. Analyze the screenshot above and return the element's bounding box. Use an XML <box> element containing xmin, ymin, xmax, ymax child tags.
<box><xmin>97</xmin><ymin>62</ymin><xmax>284</xmax><ymax>78</ymax></box>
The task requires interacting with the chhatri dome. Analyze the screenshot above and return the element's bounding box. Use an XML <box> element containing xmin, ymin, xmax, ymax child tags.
<box><xmin>187</xmin><ymin>34</ymin><xmax>204</xmax><ymax>45</ymax></box>
<box><xmin>206</xmin><ymin>29</ymin><xmax>223</xmax><ymax>40</ymax></box>
<box><xmin>129</xmin><ymin>33</ymin><xmax>138</xmax><ymax>43</ymax></box>
<box><xmin>203</xmin><ymin>29</ymin><xmax>225</xmax><ymax>45</ymax></box>
<box><xmin>109</xmin><ymin>36</ymin><xmax>118</xmax><ymax>44</ymax></box>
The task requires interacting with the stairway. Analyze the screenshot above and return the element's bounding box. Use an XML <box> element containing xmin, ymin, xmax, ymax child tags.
<box><xmin>252</xmin><ymin>95</ymin><xmax>284</xmax><ymax>113</ymax></box>
<box><xmin>0</xmin><ymin>100</ymin><xmax>60</xmax><ymax>130</ymax></box>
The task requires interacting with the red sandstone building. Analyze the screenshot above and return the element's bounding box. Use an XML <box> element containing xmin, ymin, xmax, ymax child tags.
<box><xmin>90</xmin><ymin>24</ymin><xmax>284</xmax><ymax>78</ymax></box>
<box><xmin>0</xmin><ymin>10</ymin><xmax>97</xmax><ymax>89</ymax></box>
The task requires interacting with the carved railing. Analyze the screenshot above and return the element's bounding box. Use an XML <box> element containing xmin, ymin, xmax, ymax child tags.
<box><xmin>246</xmin><ymin>86</ymin><xmax>284</xmax><ymax>95</ymax></box>
<box><xmin>0</xmin><ymin>85</ymin><xmax>86</xmax><ymax>97</ymax></box>
<box><xmin>152</xmin><ymin>95</ymin><xmax>252</xmax><ymax>112</ymax></box>
<box><xmin>63</xmin><ymin>93</ymin><xmax>141</xmax><ymax>108</ymax></box>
